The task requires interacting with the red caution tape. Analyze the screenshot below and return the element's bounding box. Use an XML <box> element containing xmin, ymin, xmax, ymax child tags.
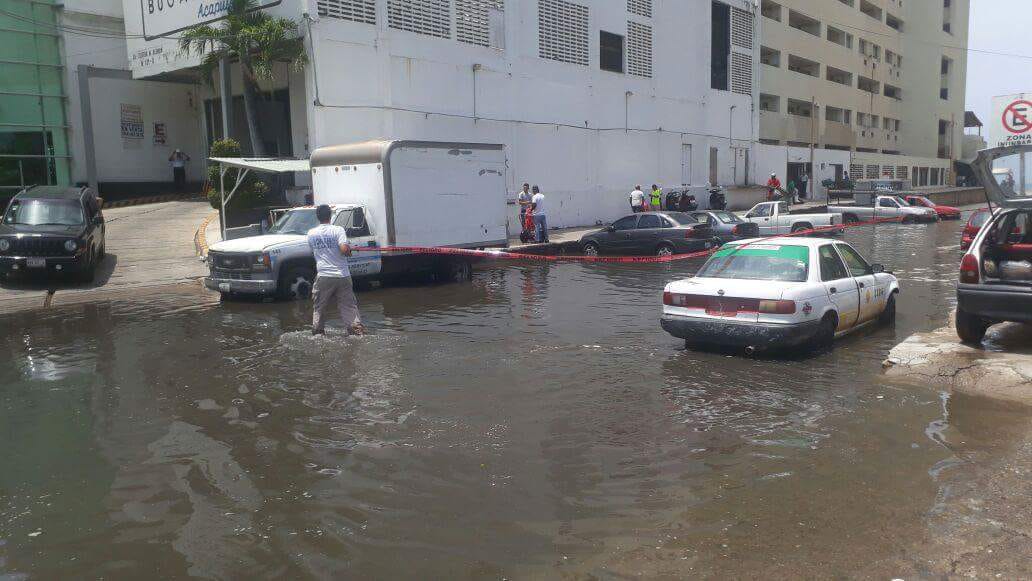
<box><xmin>350</xmin><ymin>215</ymin><xmax>911</xmax><ymax>264</ymax></box>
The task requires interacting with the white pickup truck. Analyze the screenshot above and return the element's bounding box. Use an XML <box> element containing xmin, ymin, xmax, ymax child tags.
<box><xmin>825</xmin><ymin>193</ymin><xmax>938</xmax><ymax>224</ymax></box>
<box><xmin>742</xmin><ymin>201</ymin><xmax>843</xmax><ymax>236</ymax></box>
<box><xmin>204</xmin><ymin>140</ymin><xmax>509</xmax><ymax>299</ymax></box>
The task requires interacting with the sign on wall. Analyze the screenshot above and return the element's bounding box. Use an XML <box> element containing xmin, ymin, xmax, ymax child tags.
<box><xmin>154</xmin><ymin>122</ymin><xmax>167</xmax><ymax>145</ymax></box>
<box><xmin>121</xmin><ymin>104</ymin><xmax>144</xmax><ymax>140</ymax></box>
<box><xmin>140</xmin><ymin>0</ymin><xmax>280</xmax><ymax>39</ymax></box>
<box><xmin>990</xmin><ymin>93</ymin><xmax>1032</xmax><ymax>149</ymax></box>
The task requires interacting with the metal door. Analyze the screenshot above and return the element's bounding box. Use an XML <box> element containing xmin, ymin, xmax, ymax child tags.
<box><xmin>682</xmin><ymin>144</ymin><xmax>693</xmax><ymax>186</ymax></box>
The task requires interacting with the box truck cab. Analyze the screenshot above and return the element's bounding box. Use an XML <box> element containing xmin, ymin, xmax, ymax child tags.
<box><xmin>203</xmin><ymin>141</ymin><xmax>509</xmax><ymax>299</ymax></box>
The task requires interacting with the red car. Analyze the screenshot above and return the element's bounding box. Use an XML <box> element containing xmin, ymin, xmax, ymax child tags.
<box><xmin>960</xmin><ymin>208</ymin><xmax>994</xmax><ymax>251</ymax></box>
<box><xmin>903</xmin><ymin>195</ymin><xmax>962</xmax><ymax>220</ymax></box>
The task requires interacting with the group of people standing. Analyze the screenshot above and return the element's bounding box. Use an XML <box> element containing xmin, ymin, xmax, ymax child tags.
<box><xmin>766</xmin><ymin>171</ymin><xmax>809</xmax><ymax>203</ymax></box>
<box><xmin>629</xmin><ymin>185</ymin><xmax>663</xmax><ymax>213</ymax></box>
<box><xmin>517</xmin><ymin>183</ymin><xmax>549</xmax><ymax>243</ymax></box>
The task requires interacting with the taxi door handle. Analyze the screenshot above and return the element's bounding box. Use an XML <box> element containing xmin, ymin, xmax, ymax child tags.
<box><xmin>858</xmin><ymin>282</ymin><xmax>866</xmax><ymax>288</ymax></box>
<box><xmin>829</xmin><ymin>287</ymin><xmax>837</xmax><ymax>294</ymax></box>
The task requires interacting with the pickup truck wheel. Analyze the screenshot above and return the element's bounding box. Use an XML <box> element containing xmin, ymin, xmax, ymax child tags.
<box><xmin>878</xmin><ymin>292</ymin><xmax>897</xmax><ymax>325</ymax></box>
<box><xmin>956</xmin><ymin>307</ymin><xmax>989</xmax><ymax>345</ymax></box>
<box><xmin>656</xmin><ymin>243</ymin><xmax>675</xmax><ymax>257</ymax></box>
<box><xmin>843</xmin><ymin>214</ymin><xmax>860</xmax><ymax>225</ymax></box>
<box><xmin>791</xmin><ymin>223</ymin><xmax>812</xmax><ymax>234</ymax></box>
<box><xmin>278</xmin><ymin>266</ymin><xmax>315</xmax><ymax>300</ymax></box>
<box><xmin>901</xmin><ymin>215</ymin><xmax>915</xmax><ymax>225</ymax></box>
<box><xmin>583</xmin><ymin>242</ymin><xmax>600</xmax><ymax>256</ymax></box>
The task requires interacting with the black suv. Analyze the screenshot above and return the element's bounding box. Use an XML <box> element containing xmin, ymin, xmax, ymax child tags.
<box><xmin>0</xmin><ymin>186</ymin><xmax>106</xmax><ymax>282</ymax></box>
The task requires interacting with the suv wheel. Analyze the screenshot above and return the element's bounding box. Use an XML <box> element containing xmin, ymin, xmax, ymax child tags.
<box><xmin>278</xmin><ymin>266</ymin><xmax>315</xmax><ymax>300</ymax></box>
<box><xmin>77</xmin><ymin>251</ymin><xmax>96</xmax><ymax>283</ymax></box>
<box><xmin>956</xmin><ymin>307</ymin><xmax>989</xmax><ymax>345</ymax></box>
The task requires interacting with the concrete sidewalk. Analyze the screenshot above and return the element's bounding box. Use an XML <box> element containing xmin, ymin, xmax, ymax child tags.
<box><xmin>0</xmin><ymin>200</ymin><xmax>216</xmax><ymax>314</ymax></box>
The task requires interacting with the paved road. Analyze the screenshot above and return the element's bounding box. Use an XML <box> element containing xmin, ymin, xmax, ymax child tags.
<box><xmin>0</xmin><ymin>199</ymin><xmax>216</xmax><ymax>313</ymax></box>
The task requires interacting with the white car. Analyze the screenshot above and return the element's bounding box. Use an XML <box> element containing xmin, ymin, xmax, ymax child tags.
<box><xmin>661</xmin><ymin>238</ymin><xmax>899</xmax><ymax>352</ymax></box>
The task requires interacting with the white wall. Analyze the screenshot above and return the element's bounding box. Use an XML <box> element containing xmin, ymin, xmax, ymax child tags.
<box><xmin>300</xmin><ymin>0</ymin><xmax>757</xmax><ymax>228</ymax></box>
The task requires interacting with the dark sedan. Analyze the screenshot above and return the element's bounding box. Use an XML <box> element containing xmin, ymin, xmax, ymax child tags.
<box><xmin>689</xmin><ymin>210</ymin><xmax>759</xmax><ymax>243</ymax></box>
<box><xmin>580</xmin><ymin>212</ymin><xmax>719</xmax><ymax>257</ymax></box>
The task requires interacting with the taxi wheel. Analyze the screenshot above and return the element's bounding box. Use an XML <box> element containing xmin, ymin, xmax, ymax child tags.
<box><xmin>878</xmin><ymin>293</ymin><xmax>897</xmax><ymax>325</ymax></box>
<box><xmin>656</xmin><ymin>244</ymin><xmax>675</xmax><ymax>257</ymax></box>
<box><xmin>810</xmin><ymin>314</ymin><xmax>837</xmax><ymax>350</ymax></box>
<box><xmin>583</xmin><ymin>242</ymin><xmax>600</xmax><ymax>256</ymax></box>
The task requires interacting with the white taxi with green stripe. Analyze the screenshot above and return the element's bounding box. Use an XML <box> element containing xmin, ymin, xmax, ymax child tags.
<box><xmin>661</xmin><ymin>237</ymin><xmax>899</xmax><ymax>352</ymax></box>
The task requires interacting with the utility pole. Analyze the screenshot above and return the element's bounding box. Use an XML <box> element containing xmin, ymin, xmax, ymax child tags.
<box><xmin>219</xmin><ymin>57</ymin><xmax>233</xmax><ymax>140</ymax></box>
<box><xmin>729</xmin><ymin>105</ymin><xmax>736</xmax><ymax>185</ymax></box>
<box><xmin>809</xmin><ymin>96</ymin><xmax>817</xmax><ymax>202</ymax></box>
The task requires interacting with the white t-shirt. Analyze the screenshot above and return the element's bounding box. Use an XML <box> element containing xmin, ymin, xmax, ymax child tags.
<box><xmin>531</xmin><ymin>192</ymin><xmax>546</xmax><ymax>216</ymax></box>
<box><xmin>629</xmin><ymin>189</ymin><xmax>645</xmax><ymax>207</ymax></box>
<box><xmin>307</xmin><ymin>224</ymin><xmax>351</xmax><ymax>278</ymax></box>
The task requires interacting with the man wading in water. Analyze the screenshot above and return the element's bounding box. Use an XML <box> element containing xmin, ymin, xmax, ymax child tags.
<box><xmin>307</xmin><ymin>205</ymin><xmax>365</xmax><ymax>336</ymax></box>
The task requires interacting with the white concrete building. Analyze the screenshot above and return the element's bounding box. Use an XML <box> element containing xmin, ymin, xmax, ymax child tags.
<box><xmin>756</xmin><ymin>0</ymin><xmax>969</xmax><ymax>196</ymax></box>
<box><xmin>112</xmin><ymin>0</ymin><xmax>760</xmax><ymax>227</ymax></box>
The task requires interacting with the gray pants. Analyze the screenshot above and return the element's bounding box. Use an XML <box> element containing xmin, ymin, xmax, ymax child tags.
<box><xmin>312</xmin><ymin>275</ymin><xmax>361</xmax><ymax>333</ymax></box>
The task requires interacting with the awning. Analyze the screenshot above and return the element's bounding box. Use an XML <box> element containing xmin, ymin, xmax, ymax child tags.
<box><xmin>208</xmin><ymin>157</ymin><xmax>310</xmax><ymax>173</ymax></box>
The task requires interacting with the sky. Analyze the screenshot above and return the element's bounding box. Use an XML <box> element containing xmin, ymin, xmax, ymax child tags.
<box><xmin>964</xmin><ymin>0</ymin><xmax>1032</xmax><ymax>135</ymax></box>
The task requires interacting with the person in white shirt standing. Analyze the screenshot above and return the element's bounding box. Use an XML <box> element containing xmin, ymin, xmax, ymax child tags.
<box><xmin>307</xmin><ymin>205</ymin><xmax>364</xmax><ymax>336</ymax></box>
<box><xmin>629</xmin><ymin>185</ymin><xmax>646</xmax><ymax>213</ymax></box>
<box><xmin>168</xmin><ymin>149</ymin><xmax>191</xmax><ymax>192</ymax></box>
<box><xmin>531</xmin><ymin>185</ymin><xmax>549</xmax><ymax>243</ymax></box>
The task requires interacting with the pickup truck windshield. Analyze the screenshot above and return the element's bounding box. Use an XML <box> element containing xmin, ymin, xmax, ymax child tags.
<box><xmin>695</xmin><ymin>244</ymin><xmax>809</xmax><ymax>282</ymax></box>
<box><xmin>268</xmin><ymin>209</ymin><xmax>320</xmax><ymax>235</ymax></box>
<box><xmin>3</xmin><ymin>199</ymin><xmax>84</xmax><ymax>226</ymax></box>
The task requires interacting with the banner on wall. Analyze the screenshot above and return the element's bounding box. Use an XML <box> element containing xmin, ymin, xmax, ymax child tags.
<box><xmin>120</xmin><ymin>104</ymin><xmax>144</xmax><ymax>140</ymax></box>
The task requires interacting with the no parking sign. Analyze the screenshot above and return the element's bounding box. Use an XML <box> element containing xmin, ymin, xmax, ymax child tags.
<box><xmin>991</xmin><ymin>93</ymin><xmax>1032</xmax><ymax>148</ymax></box>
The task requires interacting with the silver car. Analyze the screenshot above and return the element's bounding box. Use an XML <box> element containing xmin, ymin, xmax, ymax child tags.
<box><xmin>690</xmin><ymin>211</ymin><xmax>760</xmax><ymax>244</ymax></box>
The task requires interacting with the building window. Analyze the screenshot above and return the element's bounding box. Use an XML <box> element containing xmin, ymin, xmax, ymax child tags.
<box><xmin>760</xmin><ymin>0</ymin><xmax>781</xmax><ymax>22</ymax></box>
<box><xmin>388</xmin><ymin>0</ymin><xmax>452</xmax><ymax>39</ymax></box>
<box><xmin>884</xmin><ymin>84</ymin><xmax>902</xmax><ymax>100</ymax></box>
<box><xmin>318</xmin><ymin>0</ymin><xmax>376</xmax><ymax>24</ymax></box>
<box><xmin>711</xmin><ymin>1</ymin><xmax>730</xmax><ymax>91</ymax></box>
<box><xmin>760</xmin><ymin>93</ymin><xmax>780</xmax><ymax>113</ymax></box>
<box><xmin>627</xmin><ymin>0</ymin><xmax>652</xmax><ymax>18</ymax></box>
<box><xmin>731</xmin><ymin>7</ymin><xmax>753</xmax><ymax>49</ymax></box>
<box><xmin>760</xmin><ymin>46</ymin><xmax>780</xmax><ymax>67</ymax></box>
<box><xmin>788</xmin><ymin>9</ymin><xmax>820</xmax><ymax>37</ymax></box>
<box><xmin>599</xmin><ymin>31</ymin><xmax>624</xmax><ymax>73</ymax></box>
<box><xmin>787</xmin><ymin>98</ymin><xmax>813</xmax><ymax>118</ymax></box>
<box><xmin>942</xmin><ymin>0</ymin><xmax>953</xmax><ymax>34</ymax></box>
<box><xmin>627</xmin><ymin>21</ymin><xmax>653</xmax><ymax>78</ymax></box>
<box><xmin>787</xmin><ymin>54</ymin><xmax>819</xmax><ymax>78</ymax></box>
<box><xmin>940</xmin><ymin>56</ymin><xmax>951</xmax><ymax>100</ymax></box>
<box><xmin>825</xmin><ymin>106</ymin><xmax>850</xmax><ymax>124</ymax></box>
<box><xmin>858</xmin><ymin>76</ymin><xmax>879</xmax><ymax>94</ymax></box>
<box><xmin>827</xmin><ymin>26</ymin><xmax>853</xmax><ymax>49</ymax></box>
<box><xmin>860</xmin><ymin>0</ymin><xmax>882</xmax><ymax>21</ymax></box>
<box><xmin>538</xmin><ymin>0</ymin><xmax>589</xmax><ymax>65</ymax></box>
<box><xmin>456</xmin><ymin>0</ymin><xmax>505</xmax><ymax>48</ymax></box>
<box><xmin>826</xmin><ymin>66</ymin><xmax>852</xmax><ymax>86</ymax></box>
<box><xmin>886</xmin><ymin>13</ymin><xmax>903</xmax><ymax>31</ymax></box>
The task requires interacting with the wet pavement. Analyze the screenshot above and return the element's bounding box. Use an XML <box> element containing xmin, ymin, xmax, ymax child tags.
<box><xmin>2</xmin><ymin>212</ymin><xmax>1030</xmax><ymax>578</ymax></box>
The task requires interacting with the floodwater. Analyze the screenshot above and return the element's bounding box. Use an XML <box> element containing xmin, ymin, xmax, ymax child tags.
<box><xmin>1</xmin><ymin>215</ymin><xmax>1028</xmax><ymax>578</ymax></box>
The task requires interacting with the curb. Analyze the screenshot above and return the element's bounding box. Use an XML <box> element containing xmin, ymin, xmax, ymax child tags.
<box><xmin>195</xmin><ymin>211</ymin><xmax>218</xmax><ymax>257</ymax></box>
<box><xmin>104</xmin><ymin>193</ymin><xmax>203</xmax><ymax>209</ymax></box>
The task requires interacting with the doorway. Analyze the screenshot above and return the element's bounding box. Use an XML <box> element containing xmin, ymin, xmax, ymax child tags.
<box><xmin>681</xmin><ymin>144</ymin><xmax>692</xmax><ymax>186</ymax></box>
<box><xmin>787</xmin><ymin>162</ymin><xmax>812</xmax><ymax>200</ymax></box>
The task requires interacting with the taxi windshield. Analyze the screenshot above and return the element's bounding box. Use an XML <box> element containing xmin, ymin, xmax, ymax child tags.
<box><xmin>696</xmin><ymin>244</ymin><xmax>809</xmax><ymax>282</ymax></box>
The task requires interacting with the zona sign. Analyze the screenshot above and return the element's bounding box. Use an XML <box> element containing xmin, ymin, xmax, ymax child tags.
<box><xmin>1003</xmin><ymin>100</ymin><xmax>1032</xmax><ymax>135</ymax></box>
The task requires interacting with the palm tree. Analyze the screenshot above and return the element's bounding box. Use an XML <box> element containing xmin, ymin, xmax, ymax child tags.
<box><xmin>179</xmin><ymin>0</ymin><xmax>307</xmax><ymax>157</ymax></box>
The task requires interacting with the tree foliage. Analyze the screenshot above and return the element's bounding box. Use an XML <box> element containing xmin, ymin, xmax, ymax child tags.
<box><xmin>206</xmin><ymin>138</ymin><xmax>268</xmax><ymax>210</ymax></box>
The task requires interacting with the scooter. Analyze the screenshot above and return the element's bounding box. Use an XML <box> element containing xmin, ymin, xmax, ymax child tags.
<box><xmin>708</xmin><ymin>187</ymin><xmax>726</xmax><ymax>210</ymax></box>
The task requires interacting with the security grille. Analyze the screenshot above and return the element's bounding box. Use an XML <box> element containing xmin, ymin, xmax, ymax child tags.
<box><xmin>897</xmin><ymin>166</ymin><xmax>909</xmax><ymax>180</ymax></box>
<box><xmin>627</xmin><ymin>0</ymin><xmax>651</xmax><ymax>18</ymax></box>
<box><xmin>731</xmin><ymin>7</ymin><xmax>753</xmax><ymax>49</ymax></box>
<box><xmin>882</xmin><ymin>165</ymin><xmax>896</xmax><ymax>178</ymax></box>
<box><xmin>317</xmin><ymin>0</ymin><xmax>376</xmax><ymax>24</ymax></box>
<box><xmin>456</xmin><ymin>0</ymin><xmax>504</xmax><ymax>47</ymax></box>
<box><xmin>388</xmin><ymin>0</ymin><xmax>452</xmax><ymax>39</ymax></box>
<box><xmin>627</xmin><ymin>21</ymin><xmax>653</xmax><ymax>77</ymax></box>
<box><xmin>866</xmin><ymin>164</ymin><xmax>880</xmax><ymax>179</ymax></box>
<box><xmin>730</xmin><ymin>52</ymin><xmax>751</xmax><ymax>95</ymax></box>
<box><xmin>850</xmin><ymin>164</ymin><xmax>865</xmax><ymax>181</ymax></box>
<box><xmin>538</xmin><ymin>0</ymin><xmax>589</xmax><ymax>65</ymax></box>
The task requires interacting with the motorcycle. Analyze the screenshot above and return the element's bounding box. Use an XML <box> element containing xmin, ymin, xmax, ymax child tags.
<box><xmin>678</xmin><ymin>193</ymin><xmax>698</xmax><ymax>212</ymax></box>
<box><xmin>707</xmin><ymin>187</ymin><xmax>726</xmax><ymax>210</ymax></box>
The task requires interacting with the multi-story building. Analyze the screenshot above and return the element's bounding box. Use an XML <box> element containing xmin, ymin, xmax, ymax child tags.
<box><xmin>756</xmin><ymin>0</ymin><xmax>968</xmax><ymax>193</ymax></box>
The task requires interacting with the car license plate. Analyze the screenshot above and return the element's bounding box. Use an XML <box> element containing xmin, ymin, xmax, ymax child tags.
<box><xmin>706</xmin><ymin>300</ymin><xmax>737</xmax><ymax>317</ymax></box>
<box><xmin>26</xmin><ymin>258</ymin><xmax>45</xmax><ymax>268</ymax></box>
<box><xmin>218</xmin><ymin>283</ymin><xmax>231</xmax><ymax>292</ymax></box>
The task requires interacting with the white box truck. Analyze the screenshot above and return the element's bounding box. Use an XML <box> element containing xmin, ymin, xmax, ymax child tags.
<box><xmin>203</xmin><ymin>140</ymin><xmax>509</xmax><ymax>300</ymax></box>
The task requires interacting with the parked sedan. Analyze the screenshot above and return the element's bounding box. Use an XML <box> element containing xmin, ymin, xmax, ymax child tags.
<box><xmin>960</xmin><ymin>208</ymin><xmax>994</xmax><ymax>250</ymax></box>
<box><xmin>661</xmin><ymin>238</ymin><xmax>899</xmax><ymax>352</ymax></box>
<box><xmin>581</xmin><ymin>212</ymin><xmax>719</xmax><ymax>257</ymax></box>
<box><xmin>690</xmin><ymin>210</ymin><xmax>760</xmax><ymax>243</ymax></box>
<box><xmin>903</xmin><ymin>195</ymin><xmax>961</xmax><ymax>220</ymax></box>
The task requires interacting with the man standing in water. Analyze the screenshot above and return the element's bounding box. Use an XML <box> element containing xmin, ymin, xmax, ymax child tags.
<box><xmin>307</xmin><ymin>205</ymin><xmax>364</xmax><ymax>336</ymax></box>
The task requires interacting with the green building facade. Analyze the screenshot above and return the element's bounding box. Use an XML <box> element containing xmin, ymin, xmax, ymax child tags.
<box><xmin>1</xmin><ymin>0</ymin><xmax>70</xmax><ymax>195</ymax></box>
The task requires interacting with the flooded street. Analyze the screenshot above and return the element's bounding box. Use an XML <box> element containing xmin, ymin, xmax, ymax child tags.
<box><xmin>2</xmin><ymin>216</ymin><xmax>1029</xmax><ymax>578</ymax></box>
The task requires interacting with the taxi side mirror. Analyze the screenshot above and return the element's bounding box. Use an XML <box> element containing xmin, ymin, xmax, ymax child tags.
<box><xmin>870</xmin><ymin>264</ymin><xmax>884</xmax><ymax>274</ymax></box>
